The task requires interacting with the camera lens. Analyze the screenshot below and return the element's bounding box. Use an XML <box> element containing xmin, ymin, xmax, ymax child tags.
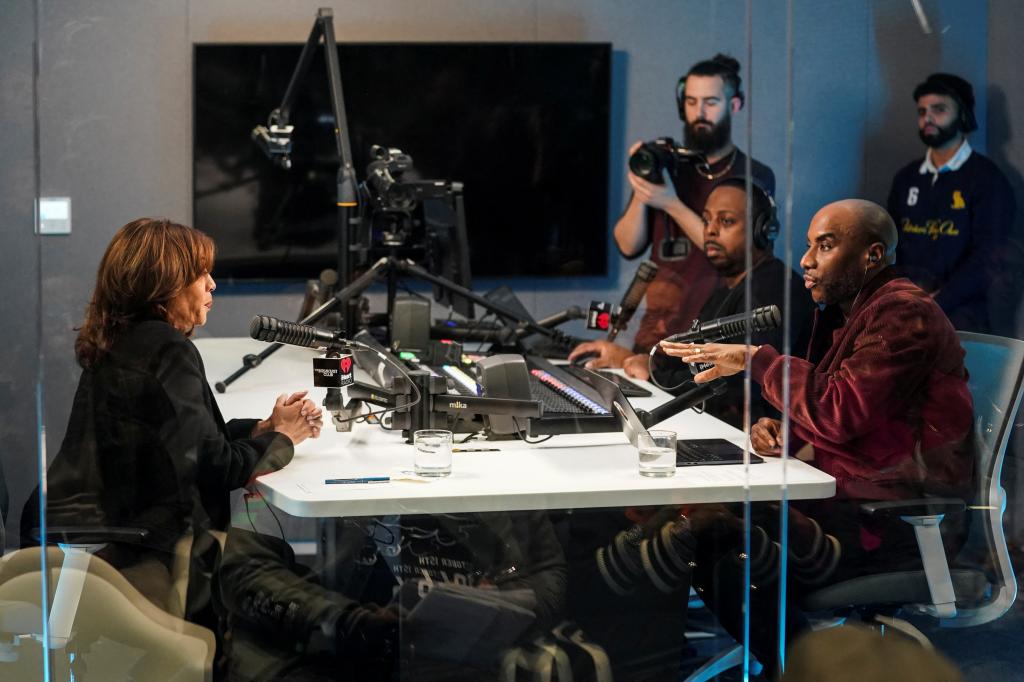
<box><xmin>629</xmin><ymin>147</ymin><xmax>658</xmax><ymax>179</ymax></box>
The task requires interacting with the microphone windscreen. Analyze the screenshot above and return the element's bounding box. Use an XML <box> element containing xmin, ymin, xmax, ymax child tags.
<box><xmin>620</xmin><ymin>261</ymin><xmax>659</xmax><ymax>312</ymax></box>
<box><xmin>250</xmin><ymin>315</ymin><xmax>324</xmax><ymax>348</ymax></box>
<box><xmin>250</xmin><ymin>315</ymin><xmax>275</xmax><ymax>341</ymax></box>
<box><xmin>752</xmin><ymin>305</ymin><xmax>781</xmax><ymax>332</ymax></box>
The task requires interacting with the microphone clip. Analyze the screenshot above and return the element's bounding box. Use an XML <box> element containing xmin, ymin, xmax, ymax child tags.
<box><xmin>251</xmin><ymin>122</ymin><xmax>295</xmax><ymax>169</ymax></box>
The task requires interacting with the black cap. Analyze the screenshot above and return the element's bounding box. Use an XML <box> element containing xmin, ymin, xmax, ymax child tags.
<box><xmin>913</xmin><ymin>73</ymin><xmax>977</xmax><ymax>133</ymax></box>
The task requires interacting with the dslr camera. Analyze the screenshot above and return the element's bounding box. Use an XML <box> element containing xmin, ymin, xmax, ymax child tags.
<box><xmin>628</xmin><ymin>137</ymin><xmax>707</xmax><ymax>185</ymax></box>
<box><xmin>365</xmin><ymin>145</ymin><xmax>418</xmax><ymax>213</ymax></box>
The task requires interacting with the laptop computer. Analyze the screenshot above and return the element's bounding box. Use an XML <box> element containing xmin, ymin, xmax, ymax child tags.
<box><xmin>581</xmin><ymin>371</ymin><xmax>763</xmax><ymax>466</ymax></box>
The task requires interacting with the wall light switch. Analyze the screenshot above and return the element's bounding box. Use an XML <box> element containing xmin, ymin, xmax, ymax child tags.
<box><xmin>36</xmin><ymin>197</ymin><xmax>72</xmax><ymax>235</ymax></box>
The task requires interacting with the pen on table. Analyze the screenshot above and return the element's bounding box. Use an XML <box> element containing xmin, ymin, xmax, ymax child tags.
<box><xmin>325</xmin><ymin>476</ymin><xmax>390</xmax><ymax>485</ymax></box>
<box><xmin>324</xmin><ymin>476</ymin><xmax>430</xmax><ymax>485</ymax></box>
<box><xmin>452</xmin><ymin>447</ymin><xmax>501</xmax><ymax>452</ymax></box>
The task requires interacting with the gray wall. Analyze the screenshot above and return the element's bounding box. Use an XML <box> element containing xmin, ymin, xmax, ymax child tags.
<box><xmin>0</xmin><ymin>0</ymin><xmax>41</xmax><ymax>533</ymax></box>
<box><xmin>0</xmin><ymin>0</ymin><xmax>1000</xmax><ymax>543</ymax></box>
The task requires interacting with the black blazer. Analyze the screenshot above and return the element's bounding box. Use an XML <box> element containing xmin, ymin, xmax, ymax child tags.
<box><xmin>23</xmin><ymin>320</ymin><xmax>293</xmax><ymax>622</ymax></box>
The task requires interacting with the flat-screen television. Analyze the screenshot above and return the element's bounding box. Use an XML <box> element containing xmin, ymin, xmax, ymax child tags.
<box><xmin>193</xmin><ymin>43</ymin><xmax>611</xmax><ymax>280</ymax></box>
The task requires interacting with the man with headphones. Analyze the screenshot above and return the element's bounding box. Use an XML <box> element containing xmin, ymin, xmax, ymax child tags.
<box><xmin>650</xmin><ymin>177</ymin><xmax>811</xmax><ymax>428</ymax></box>
<box><xmin>569</xmin><ymin>54</ymin><xmax>775</xmax><ymax>377</ymax></box>
<box><xmin>659</xmin><ymin>199</ymin><xmax>974</xmax><ymax>674</ymax></box>
<box><xmin>887</xmin><ymin>72</ymin><xmax>1016</xmax><ymax>333</ymax></box>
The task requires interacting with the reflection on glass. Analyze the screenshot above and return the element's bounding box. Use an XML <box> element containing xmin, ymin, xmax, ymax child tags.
<box><xmin>217</xmin><ymin>508</ymin><xmax>566</xmax><ymax>680</ymax></box>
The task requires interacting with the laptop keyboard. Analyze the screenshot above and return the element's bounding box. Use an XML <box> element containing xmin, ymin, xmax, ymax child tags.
<box><xmin>676</xmin><ymin>440</ymin><xmax>765</xmax><ymax>466</ymax></box>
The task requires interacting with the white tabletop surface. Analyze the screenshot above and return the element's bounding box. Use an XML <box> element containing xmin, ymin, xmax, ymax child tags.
<box><xmin>197</xmin><ymin>337</ymin><xmax>835</xmax><ymax>518</ymax></box>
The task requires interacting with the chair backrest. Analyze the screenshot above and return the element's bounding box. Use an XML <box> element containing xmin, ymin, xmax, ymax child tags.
<box><xmin>0</xmin><ymin>546</ymin><xmax>215</xmax><ymax>680</ymax></box>
<box><xmin>946</xmin><ymin>331</ymin><xmax>1024</xmax><ymax>627</ymax></box>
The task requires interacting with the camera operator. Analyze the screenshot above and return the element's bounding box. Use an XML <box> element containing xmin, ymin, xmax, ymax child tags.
<box><xmin>570</xmin><ymin>54</ymin><xmax>775</xmax><ymax>379</ymax></box>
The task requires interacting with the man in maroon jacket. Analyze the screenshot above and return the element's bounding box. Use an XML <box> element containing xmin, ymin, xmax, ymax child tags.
<box><xmin>660</xmin><ymin>199</ymin><xmax>974</xmax><ymax>675</ymax></box>
<box><xmin>662</xmin><ymin>198</ymin><xmax>974</xmax><ymax>503</ymax></box>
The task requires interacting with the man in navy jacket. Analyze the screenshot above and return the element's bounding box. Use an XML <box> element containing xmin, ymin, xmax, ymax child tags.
<box><xmin>887</xmin><ymin>72</ymin><xmax>1016</xmax><ymax>333</ymax></box>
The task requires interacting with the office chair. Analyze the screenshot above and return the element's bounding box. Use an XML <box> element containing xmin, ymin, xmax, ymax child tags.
<box><xmin>685</xmin><ymin>331</ymin><xmax>1024</xmax><ymax>679</ymax></box>
<box><xmin>0</xmin><ymin>544</ymin><xmax>216</xmax><ymax>681</ymax></box>
<box><xmin>799</xmin><ymin>331</ymin><xmax>1023</xmax><ymax>640</ymax></box>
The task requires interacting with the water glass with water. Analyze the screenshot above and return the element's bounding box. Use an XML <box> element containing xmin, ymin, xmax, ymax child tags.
<box><xmin>638</xmin><ymin>430</ymin><xmax>677</xmax><ymax>477</ymax></box>
<box><xmin>414</xmin><ymin>429</ymin><xmax>453</xmax><ymax>477</ymax></box>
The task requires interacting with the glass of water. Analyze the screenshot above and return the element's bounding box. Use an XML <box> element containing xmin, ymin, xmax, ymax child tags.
<box><xmin>413</xmin><ymin>429</ymin><xmax>454</xmax><ymax>477</ymax></box>
<box><xmin>638</xmin><ymin>430</ymin><xmax>677</xmax><ymax>477</ymax></box>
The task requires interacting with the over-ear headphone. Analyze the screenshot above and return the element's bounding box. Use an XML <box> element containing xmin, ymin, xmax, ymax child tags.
<box><xmin>675</xmin><ymin>76</ymin><xmax>687</xmax><ymax>121</ymax></box>
<box><xmin>706</xmin><ymin>177</ymin><xmax>779</xmax><ymax>250</ymax></box>
<box><xmin>956</xmin><ymin>98</ymin><xmax>978</xmax><ymax>133</ymax></box>
<box><xmin>752</xmin><ymin>184</ymin><xmax>780</xmax><ymax>251</ymax></box>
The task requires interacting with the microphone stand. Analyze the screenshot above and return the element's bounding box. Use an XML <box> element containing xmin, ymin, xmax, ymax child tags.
<box><xmin>635</xmin><ymin>379</ymin><xmax>727</xmax><ymax>428</ymax></box>
<box><xmin>216</xmin><ymin>259</ymin><xmax>390</xmax><ymax>392</ymax></box>
<box><xmin>269</xmin><ymin>9</ymin><xmax>358</xmax><ymax>292</ymax></box>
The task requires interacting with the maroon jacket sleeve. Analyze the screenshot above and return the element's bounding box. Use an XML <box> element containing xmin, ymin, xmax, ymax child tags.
<box><xmin>751</xmin><ymin>292</ymin><xmax>940</xmax><ymax>444</ymax></box>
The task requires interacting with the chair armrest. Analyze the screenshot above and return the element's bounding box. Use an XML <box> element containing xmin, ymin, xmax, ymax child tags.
<box><xmin>860</xmin><ymin>500</ymin><xmax>961</xmax><ymax>618</ymax></box>
<box><xmin>31</xmin><ymin>527</ymin><xmax>150</xmax><ymax>546</ymax></box>
<box><xmin>860</xmin><ymin>498</ymin><xmax>966</xmax><ymax>519</ymax></box>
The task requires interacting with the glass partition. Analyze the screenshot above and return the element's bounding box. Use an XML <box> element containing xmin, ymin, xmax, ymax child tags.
<box><xmin>6</xmin><ymin>1</ymin><xmax>1024</xmax><ymax>681</ymax></box>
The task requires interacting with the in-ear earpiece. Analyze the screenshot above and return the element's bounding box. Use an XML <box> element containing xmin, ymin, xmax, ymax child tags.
<box><xmin>868</xmin><ymin>253</ymin><xmax>880</xmax><ymax>264</ymax></box>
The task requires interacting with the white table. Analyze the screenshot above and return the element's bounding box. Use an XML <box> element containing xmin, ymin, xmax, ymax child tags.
<box><xmin>197</xmin><ymin>338</ymin><xmax>835</xmax><ymax>518</ymax></box>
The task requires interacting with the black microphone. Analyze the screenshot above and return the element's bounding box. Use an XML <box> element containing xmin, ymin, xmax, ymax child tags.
<box><xmin>636</xmin><ymin>379</ymin><xmax>727</xmax><ymax>428</ymax></box>
<box><xmin>661</xmin><ymin>305</ymin><xmax>781</xmax><ymax>345</ymax></box>
<box><xmin>608</xmin><ymin>261</ymin><xmax>659</xmax><ymax>342</ymax></box>
<box><xmin>249</xmin><ymin>315</ymin><xmax>347</xmax><ymax>350</ymax></box>
<box><xmin>535</xmin><ymin>305</ymin><xmax>585</xmax><ymax>329</ymax></box>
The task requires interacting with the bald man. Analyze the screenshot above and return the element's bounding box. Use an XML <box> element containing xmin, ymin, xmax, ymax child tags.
<box><xmin>659</xmin><ymin>200</ymin><xmax>975</xmax><ymax>673</ymax></box>
<box><xmin>663</xmin><ymin>199</ymin><xmax>972</xmax><ymax>500</ymax></box>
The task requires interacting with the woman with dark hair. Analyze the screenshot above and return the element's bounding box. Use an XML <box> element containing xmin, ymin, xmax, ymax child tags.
<box><xmin>23</xmin><ymin>217</ymin><xmax>322</xmax><ymax>627</ymax></box>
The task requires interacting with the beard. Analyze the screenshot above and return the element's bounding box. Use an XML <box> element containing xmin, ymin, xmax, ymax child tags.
<box><xmin>706</xmin><ymin>244</ymin><xmax>745</xmax><ymax>278</ymax></box>
<box><xmin>684</xmin><ymin>114</ymin><xmax>732</xmax><ymax>154</ymax></box>
<box><xmin>918</xmin><ymin>120</ymin><xmax>959</xmax><ymax>148</ymax></box>
<box><xmin>817</xmin><ymin>268</ymin><xmax>865</xmax><ymax>307</ymax></box>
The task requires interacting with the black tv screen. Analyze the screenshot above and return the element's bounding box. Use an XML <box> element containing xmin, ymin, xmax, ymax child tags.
<box><xmin>193</xmin><ymin>43</ymin><xmax>611</xmax><ymax>280</ymax></box>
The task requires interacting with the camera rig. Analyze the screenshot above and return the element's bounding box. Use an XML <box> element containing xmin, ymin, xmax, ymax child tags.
<box><xmin>354</xmin><ymin>144</ymin><xmax>474</xmax><ymax>325</ymax></box>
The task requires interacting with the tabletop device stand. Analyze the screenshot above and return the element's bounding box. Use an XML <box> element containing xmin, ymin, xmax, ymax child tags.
<box><xmin>633</xmin><ymin>378</ymin><xmax>726</xmax><ymax>428</ymax></box>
